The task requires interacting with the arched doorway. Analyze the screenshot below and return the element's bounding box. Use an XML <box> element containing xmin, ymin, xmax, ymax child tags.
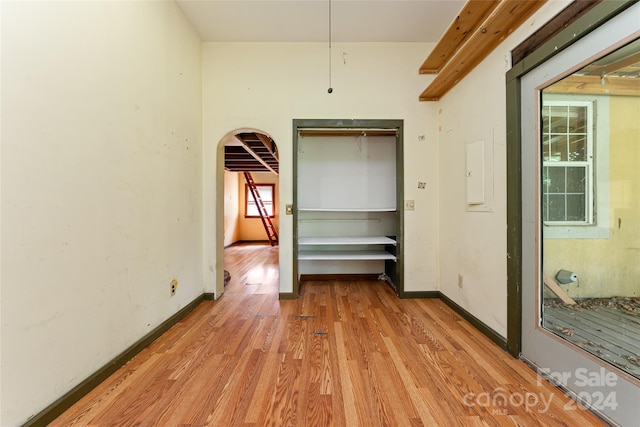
<box><xmin>215</xmin><ymin>128</ymin><xmax>279</xmax><ymax>297</ymax></box>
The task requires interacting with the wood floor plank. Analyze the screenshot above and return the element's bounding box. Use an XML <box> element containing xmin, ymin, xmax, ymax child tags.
<box><xmin>50</xmin><ymin>243</ymin><xmax>608</xmax><ymax>426</ymax></box>
<box><xmin>383</xmin><ymin>336</ymin><xmax>439</xmax><ymax>425</ymax></box>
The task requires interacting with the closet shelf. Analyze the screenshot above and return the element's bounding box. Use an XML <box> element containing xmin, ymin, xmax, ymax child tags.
<box><xmin>299</xmin><ymin>236</ymin><xmax>396</xmax><ymax>246</ymax></box>
<box><xmin>298</xmin><ymin>250</ymin><xmax>397</xmax><ymax>261</ymax></box>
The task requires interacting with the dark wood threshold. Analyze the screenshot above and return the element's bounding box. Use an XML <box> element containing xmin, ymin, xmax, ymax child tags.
<box><xmin>22</xmin><ymin>295</ymin><xmax>205</xmax><ymax>427</ymax></box>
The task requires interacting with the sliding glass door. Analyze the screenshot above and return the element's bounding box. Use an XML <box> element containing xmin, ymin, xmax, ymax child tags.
<box><xmin>520</xmin><ymin>3</ymin><xmax>640</xmax><ymax>425</ymax></box>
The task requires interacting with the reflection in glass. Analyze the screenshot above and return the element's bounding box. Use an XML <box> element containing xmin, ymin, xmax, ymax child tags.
<box><xmin>540</xmin><ymin>38</ymin><xmax>640</xmax><ymax>379</ymax></box>
<box><xmin>568</xmin><ymin>135</ymin><xmax>586</xmax><ymax>161</ymax></box>
<box><xmin>542</xmin><ymin>166</ymin><xmax>587</xmax><ymax>222</ymax></box>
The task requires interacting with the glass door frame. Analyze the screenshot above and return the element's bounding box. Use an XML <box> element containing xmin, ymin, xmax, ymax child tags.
<box><xmin>506</xmin><ymin>1</ymin><xmax>640</xmax><ymax>425</ymax></box>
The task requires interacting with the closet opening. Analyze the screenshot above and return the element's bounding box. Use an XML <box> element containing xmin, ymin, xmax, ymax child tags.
<box><xmin>292</xmin><ymin>119</ymin><xmax>404</xmax><ymax>298</ymax></box>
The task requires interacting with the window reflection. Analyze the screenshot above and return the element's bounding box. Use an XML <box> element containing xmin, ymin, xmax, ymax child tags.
<box><xmin>540</xmin><ymin>38</ymin><xmax>640</xmax><ymax>378</ymax></box>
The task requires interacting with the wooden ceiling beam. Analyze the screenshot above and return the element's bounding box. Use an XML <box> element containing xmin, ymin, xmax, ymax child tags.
<box><xmin>225</xmin><ymin>146</ymin><xmax>249</xmax><ymax>153</ymax></box>
<box><xmin>420</xmin><ymin>0</ymin><xmax>547</xmax><ymax>101</ymax></box>
<box><xmin>226</xmin><ymin>164</ymin><xmax>264</xmax><ymax>169</ymax></box>
<box><xmin>225</xmin><ymin>133</ymin><xmax>280</xmax><ymax>173</ymax></box>
<box><xmin>225</xmin><ymin>152</ymin><xmax>255</xmax><ymax>159</ymax></box>
<box><xmin>256</xmin><ymin>133</ymin><xmax>279</xmax><ymax>161</ymax></box>
<box><xmin>227</xmin><ymin>167</ymin><xmax>270</xmax><ymax>172</ymax></box>
<box><xmin>224</xmin><ymin>158</ymin><xmax>262</xmax><ymax>164</ymax></box>
<box><xmin>226</xmin><ymin>164</ymin><xmax>265</xmax><ymax>169</ymax></box>
<box><xmin>234</xmin><ymin>136</ymin><xmax>278</xmax><ymax>175</ymax></box>
<box><xmin>419</xmin><ymin>0</ymin><xmax>500</xmax><ymax>74</ymax></box>
<box><xmin>225</xmin><ymin>160</ymin><xmax>268</xmax><ymax>168</ymax></box>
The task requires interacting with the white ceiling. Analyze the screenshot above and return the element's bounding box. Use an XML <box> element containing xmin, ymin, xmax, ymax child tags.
<box><xmin>176</xmin><ymin>0</ymin><xmax>466</xmax><ymax>43</ymax></box>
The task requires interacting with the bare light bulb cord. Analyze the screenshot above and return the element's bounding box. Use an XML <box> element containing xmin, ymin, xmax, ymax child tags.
<box><xmin>328</xmin><ymin>0</ymin><xmax>333</xmax><ymax>93</ymax></box>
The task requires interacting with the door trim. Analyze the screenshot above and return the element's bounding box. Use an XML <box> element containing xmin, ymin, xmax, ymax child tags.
<box><xmin>505</xmin><ymin>0</ymin><xmax>637</xmax><ymax>358</ymax></box>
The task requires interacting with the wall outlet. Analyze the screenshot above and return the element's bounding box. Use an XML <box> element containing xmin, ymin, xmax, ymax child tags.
<box><xmin>404</xmin><ymin>200</ymin><xmax>415</xmax><ymax>211</ymax></box>
<box><xmin>458</xmin><ymin>274</ymin><xmax>464</xmax><ymax>288</ymax></box>
<box><xmin>170</xmin><ymin>278</ymin><xmax>178</xmax><ymax>296</ymax></box>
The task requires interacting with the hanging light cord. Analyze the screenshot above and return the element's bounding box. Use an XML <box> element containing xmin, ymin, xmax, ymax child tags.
<box><xmin>328</xmin><ymin>0</ymin><xmax>333</xmax><ymax>93</ymax></box>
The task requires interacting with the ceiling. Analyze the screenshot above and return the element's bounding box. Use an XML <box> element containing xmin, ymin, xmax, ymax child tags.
<box><xmin>224</xmin><ymin>132</ymin><xmax>280</xmax><ymax>174</ymax></box>
<box><xmin>176</xmin><ymin>0</ymin><xmax>466</xmax><ymax>43</ymax></box>
<box><xmin>176</xmin><ymin>0</ymin><xmax>466</xmax><ymax>173</ymax></box>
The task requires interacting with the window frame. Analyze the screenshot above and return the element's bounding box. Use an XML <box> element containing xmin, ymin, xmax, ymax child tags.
<box><xmin>244</xmin><ymin>183</ymin><xmax>276</xmax><ymax>218</ymax></box>
<box><xmin>541</xmin><ymin>94</ymin><xmax>610</xmax><ymax>239</ymax></box>
<box><xmin>541</xmin><ymin>100</ymin><xmax>594</xmax><ymax>225</ymax></box>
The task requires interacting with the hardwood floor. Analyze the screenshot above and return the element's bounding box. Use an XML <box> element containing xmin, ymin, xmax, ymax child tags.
<box><xmin>51</xmin><ymin>243</ymin><xmax>606</xmax><ymax>426</ymax></box>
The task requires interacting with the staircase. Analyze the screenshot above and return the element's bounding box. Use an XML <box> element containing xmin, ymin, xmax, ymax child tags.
<box><xmin>244</xmin><ymin>172</ymin><xmax>279</xmax><ymax>246</ymax></box>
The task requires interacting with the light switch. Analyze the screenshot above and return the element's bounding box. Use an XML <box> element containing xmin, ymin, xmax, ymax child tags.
<box><xmin>285</xmin><ymin>204</ymin><xmax>293</xmax><ymax>215</ymax></box>
<box><xmin>404</xmin><ymin>200</ymin><xmax>415</xmax><ymax>211</ymax></box>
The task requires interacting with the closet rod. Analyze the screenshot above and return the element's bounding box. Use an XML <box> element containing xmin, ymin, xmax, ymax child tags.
<box><xmin>299</xmin><ymin>129</ymin><xmax>397</xmax><ymax>137</ymax></box>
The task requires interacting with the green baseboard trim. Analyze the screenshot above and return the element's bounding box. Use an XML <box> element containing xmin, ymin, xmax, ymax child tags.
<box><xmin>279</xmin><ymin>292</ymin><xmax>297</xmax><ymax>300</ymax></box>
<box><xmin>439</xmin><ymin>292</ymin><xmax>507</xmax><ymax>350</ymax></box>
<box><xmin>22</xmin><ymin>294</ymin><xmax>206</xmax><ymax>427</ymax></box>
<box><xmin>400</xmin><ymin>290</ymin><xmax>440</xmax><ymax>299</ymax></box>
<box><xmin>203</xmin><ymin>292</ymin><xmax>216</xmax><ymax>300</ymax></box>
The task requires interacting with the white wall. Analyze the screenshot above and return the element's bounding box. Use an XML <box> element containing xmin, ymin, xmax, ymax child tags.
<box><xmin>203</xmin><ymin>42</ymin><xmax>441</xmax><ymax>295</ymax></box>
<box><xmin>0</xmin><ymin>1</ymin><xmax>586</xmax><ymax>423</ymax></box>
<box><xmin>223</xmin><ymin>170</ymin><xmax>240</xmax><ymax>246</ymax></box>
<box><xmin>0</xmin><ymin>2</ymin><xmax>202</xmax><ymax>425</ymax></box>
<box><xmin>436</xmin><ymin>1</ymin><xmax>572</xmax><ymax>337</ymax></box>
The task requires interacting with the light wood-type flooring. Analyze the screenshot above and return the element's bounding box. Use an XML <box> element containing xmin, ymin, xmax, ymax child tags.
<box><xmin>51</xmin><ymin>243</ymin><xmax>606</xmax><ymax>426</ymax></box>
